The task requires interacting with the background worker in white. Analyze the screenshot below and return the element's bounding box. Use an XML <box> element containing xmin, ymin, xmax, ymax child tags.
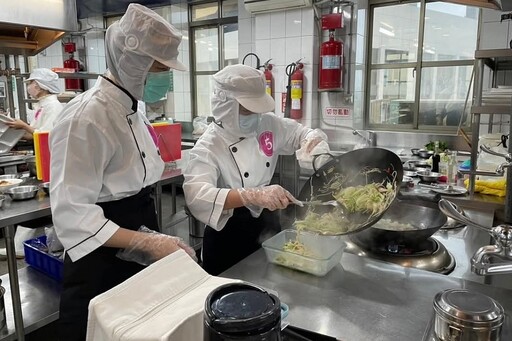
<box><xmin>183</xmin><ymin>64</ymin><xmax>328</xmax><ymax>275</ymax></box>
<box><xmin>0</xmin><ymin>68</ymin><xmax>64</xmax><ymax>259</ymax></box>
<box><xmin>6</xmin><ymin>68</ymin><xmax>63</xmax><ymax>139</ymax></box>
<box><xmin>49</xmin><ymin>4</ymin><xmax>195</xmax><ymax>340</ymax></box>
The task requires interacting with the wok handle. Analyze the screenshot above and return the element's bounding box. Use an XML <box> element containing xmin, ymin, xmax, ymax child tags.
<box><xmin>312</xmin><ymin>153</ymin><xmax>337</xmax><ymax>173</ymax></box>
<box><xmin>438</xmin><ymin>199</ymin><xmax>491</xmax><ymax>232</ymax></box>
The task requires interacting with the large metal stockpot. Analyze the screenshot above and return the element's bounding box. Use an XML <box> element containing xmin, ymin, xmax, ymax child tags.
<box><xmin>433</xmin><ymin>289</ymin><xmax>504</xmax><ymax>341</ymax></box>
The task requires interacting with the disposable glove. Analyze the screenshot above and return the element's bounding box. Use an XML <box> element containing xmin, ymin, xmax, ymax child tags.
<box><xmin>238</xmin><ymin>185</ymin><xmax>303</xmax><ymax>211</ymax></box>
<box><xmin>296</xmin><ymin>129</ymin><xmax>330</xmax><ymax>170</ymax></box>
<box><xmin>117</xmin><ymin>226</ymin><xmax>197</xmax><ymax>266</ymax></box>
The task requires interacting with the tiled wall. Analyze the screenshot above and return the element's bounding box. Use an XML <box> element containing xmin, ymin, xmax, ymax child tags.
<box><xmin>238</xmin><ymin>0</ymin><xmax>368</xmax><ymax>149</ymax></box>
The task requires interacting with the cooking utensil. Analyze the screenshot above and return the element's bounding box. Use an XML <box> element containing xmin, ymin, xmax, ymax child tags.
<box><xmin>0</xmin><ymin>174</ymin><xmax>21</xmax><ymax>181</ymax></box>
<box><xmin>297</xmin><ymin>148</ymin><xmax>403</xmax><ymax>236</ymax></box>
<box><xmin>350</xmin><ymin>199</ymin><xmax>447</xmax><ymax>249</ymax></box>
<box><xmin>411</xmin><ymin>148</ymin><xmax>420</xmax><ymax>156</ymax></box>
<box><xmin>401</xmin><ymin>176</ymin><xmax>414</xmax><ymax>188</ymax></box>
<box><xmin>416</xmin><ymin>170</ymin><xmax>441</xmax><ymax>182</ymax></box>
<box><xmin>299</xmin><ymin>200</ymin><xmax>339</xmax><ymax>207</ymax></box>
<box><xmin>5</xmin><ymin>185</ymin><xmax>39</xmax><ymax>200</ymax></box>
<box><xmin>433</xmin><ymin>288</ymin><xmax>504</xmax><ymax>341</ymax></box>
<box><xmin>403</xmin><ymin>170</ymin><xmax>417</xmax><ymax>177</ymax></box>
<box><xmin>419</xmin><ymin>183</ymin><xmax>468</xmax><ymax>195</ymax></box>
<box><xmin>418</xmin><ymin>149</ymin><xmax>434</xmax><ymax>159</ymax></box>
<box><xmin>0</xmin><ymin>178</ymin><xmax>23</xmax><ymax>192</ymax></box>
<box><xmin>40</xmin><ymin>182</ymin><xmax>50</xmax><ymax>196</ymax></box>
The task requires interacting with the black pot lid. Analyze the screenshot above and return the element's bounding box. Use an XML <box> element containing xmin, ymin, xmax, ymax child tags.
<box><xmin>204</xmin><ymin>282</ymin><xmax>281</xmax><ymax>334</ymax></box>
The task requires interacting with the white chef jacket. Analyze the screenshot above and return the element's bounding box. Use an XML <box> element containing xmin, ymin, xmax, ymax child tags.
<box><xmin>183</xmin><ymin>113</ymin><xmax>313</xmax><ymax>231</ymax></box>
<box><xmin>50</xmin><ymin>76</ymin><xmax>164</xmax><ymax>262</ymax></box>
<box><xmin>30</xmin><ymin>94</ymin><xmax>63</xmax><ymax>132</ymax></box>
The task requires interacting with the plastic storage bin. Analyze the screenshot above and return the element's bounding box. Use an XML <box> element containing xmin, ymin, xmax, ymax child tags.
<box><xmin>262</xmin><ymin>229</ymin><xmax>345</xmax><ymax>276</ymax></box>
<box><xmin>23</xmin><ymin>236</ymin><xmax>63</xmax><ymax>282</ymax></box>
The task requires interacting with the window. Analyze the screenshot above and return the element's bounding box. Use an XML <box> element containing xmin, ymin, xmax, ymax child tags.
<box><xmin>366</xmin><ymin>0</ymin><xmax>478</xmax><ymax>131</ymax></box>
<box><xmin>190</xmin><ymin>0</ymin><xmax>238</xmax><ymax>117</ymax></box>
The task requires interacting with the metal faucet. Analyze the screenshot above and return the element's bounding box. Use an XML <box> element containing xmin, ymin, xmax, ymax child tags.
<box><xmin>471</xmin><ymin>225</ymin><xmax>512</xmax><ymax>275</ymax></box>
<box><xmin>352</xmin><ymin>130</ymin><xmax>376</xmax><ymax>147</ymax></box>
<box><xmin>480</xmin><ymin>145</ymin><xmax>512</xmax><ymax>176</ymax></box>
<box><xmin>439</xmin><ymin>199</ymin><xmax>512</xmax><ymax>276</ymax></box>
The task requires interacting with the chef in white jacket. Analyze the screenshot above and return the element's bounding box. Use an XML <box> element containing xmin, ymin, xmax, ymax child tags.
<box><xmin>6</xmin><ymin>68</ymin><xmax>63</xmax><ymax>139</ymax></box>
<box><xmin>50</xmin><ymin>4</ymin><xmax>195</xmax><ymax>340</ymax></box>
<box><xmin>183</xmin><ymin>64</ymin><xmax>328</xmax><ymax>275</ymax></box>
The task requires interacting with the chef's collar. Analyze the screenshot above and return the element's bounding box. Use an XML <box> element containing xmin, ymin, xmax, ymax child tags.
<box><xmin>99</xmin><ymin>74</ymin><xmax>138</xmax><ymax>113</ymax></box>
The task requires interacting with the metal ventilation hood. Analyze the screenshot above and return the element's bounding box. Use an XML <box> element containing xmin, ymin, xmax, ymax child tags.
<box><xmin>0</xmin><ymin>0</ymin><xmax>78</xmax><ymax>56</ymax></box>
<box><xmin>441</xmin><ymin>0</ymin><xmax>505</xmax><ymax>10</ymax></box>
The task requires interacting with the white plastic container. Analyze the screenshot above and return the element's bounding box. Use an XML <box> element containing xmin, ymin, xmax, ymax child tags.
<box><xmin>262</xmin><ymin>229</ymin><xmax>345</xmax><ymax>276</ymax></box>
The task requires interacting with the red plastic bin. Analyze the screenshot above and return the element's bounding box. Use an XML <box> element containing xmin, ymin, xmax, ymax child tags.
<box><xmin>23</xmin><ymin>236</ymin><xmax>63</xmax><ymax>282</ymax></box>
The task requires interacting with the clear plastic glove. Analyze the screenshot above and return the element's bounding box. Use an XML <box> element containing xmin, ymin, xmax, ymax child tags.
<box><xmin>238</xmin><ymin>185</ymin><xmax>303</xmax><ymax>210</ymax></box>
<box><xmin>117</xmin><ymin>226</ymin><xmax>197</xmax><ymax>266</ymax></box>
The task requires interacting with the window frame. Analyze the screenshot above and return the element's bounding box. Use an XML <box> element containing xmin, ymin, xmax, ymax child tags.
<box><xmin>364</xmin><ymin>0</ymin><xmax>477</xmax><ymax>132</ymax></box>
<box><xmin>189</xmin><ymin>0</ymin><xmax>238</xmax><ymax>117</ymax></box>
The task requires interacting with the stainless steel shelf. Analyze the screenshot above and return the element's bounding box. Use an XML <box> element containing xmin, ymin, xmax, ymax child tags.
<box><xmin>475</xmin><ymin>48</ymin><xmax>512</xmax><ymax>59</ymax></box>
<box><xmin>19</xmin><ymin>72</ymin><xmax>100</xmax><ymax>80</ymax></box>
<box><xmin>471</xmin><ymin>105</ymin><xmax>512</xmax><ymax>114</ymax></box>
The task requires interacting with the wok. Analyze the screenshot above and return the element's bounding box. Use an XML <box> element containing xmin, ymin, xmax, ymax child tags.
<box><xmin>350</xmin><ymin>199</ymin><xmax>447</xmax><ymax>250</ymax></box>
<box><xmin>296</xmin><ymin>148</ymin><xmax>403</xmax><ymax>235</ymax></box>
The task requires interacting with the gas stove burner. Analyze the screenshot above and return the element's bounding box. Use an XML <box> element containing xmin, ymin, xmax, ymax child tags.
<box><xmin>345</xmin><ymin>238</ymin><xmax>456</xmax><ymax>275</ymax></box>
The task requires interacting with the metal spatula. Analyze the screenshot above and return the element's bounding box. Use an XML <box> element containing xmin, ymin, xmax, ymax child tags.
<box><xmin>299</xmin><ymin>200</ymin><xmax>339</xmax><ymax>207</ymax></box>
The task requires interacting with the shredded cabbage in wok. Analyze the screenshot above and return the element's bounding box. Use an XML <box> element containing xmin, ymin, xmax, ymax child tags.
<box><xmin>295</xmin><ymin>177</ymin><xmax>397</xmax><ymax>235</ymax></box>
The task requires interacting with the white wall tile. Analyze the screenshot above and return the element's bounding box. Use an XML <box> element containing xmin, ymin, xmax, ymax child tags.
<box><xmin>301</xmin><ymin>8</ymin><xmax>315</xmax><ymax>37</ymax></box>
<box><xmin>285</xmin><ymin>37</ymin><xmax>302</xmax><ymax>63</ymax></box>
<box><xmin>87</xmin><ymin>57</ymin><xmax>99</xmax><ymax>74</ymax></box>
<box><xmin>270</xmin><ymin>38</ymin><xmax>286</xmax><ymax>66</ymax></box>
<box><xmin>239</xmin><ymin>43</ymin><xmax>253</xmax><ymax>62</ymax></box>
<box><xmin>285</xmin><ymin>9</ymin><xmax>302</xmax><ymax>38</ymax></box>
<box><xmin>479</xmin><ymin>21</ymin><xmax>509</xmax><ymax>49</ymax></box>
<box><xmin>300</xmin><ymin>35</ymin><xmax>314</xmax><ymax>66</ymax></box>
<box><xmin>238</xmin><ymin>0</ymin><xmax>252</xmax><ymax>20</ymax></box>
<box><xmin>255</xmin><ymin>39</ymin><xmax>271</xmax><ymax>61</ymax></box>
<box><xmin>255</xmin><ymin>14</ymin><xmax>271</xmax><ymax>40</ymax></box>
<box><xmin>270</xmin><ymin>12</ymin><xmax>286</xmax><ymax>39</ymax></box>
<box><xmin>239</xmin><ymin>18</ymin><xmax>253</xmax><ymax>44</ymax></box>
<box><xmin>481</xmin><ymin>9</ymin><xmax>502</xmax><ymax>23</ymax></box>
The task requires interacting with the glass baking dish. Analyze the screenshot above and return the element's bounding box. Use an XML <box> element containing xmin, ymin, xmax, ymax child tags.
<box><xmin>262</xmin><ymin>229</ymin><xmax>345</xmax><ymax>276</ymax></box>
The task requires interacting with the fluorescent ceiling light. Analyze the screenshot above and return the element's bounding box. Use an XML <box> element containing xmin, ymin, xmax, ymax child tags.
<box><xmin>379</xmin><ymin>27</ymin><xmax>395</xmax><ymax>37</ymax></box>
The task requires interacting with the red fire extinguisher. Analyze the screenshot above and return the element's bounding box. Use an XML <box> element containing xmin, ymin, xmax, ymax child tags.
<box><xmin>285</xmin><ymin>61</ymin><xmax>304</xmax><ymax>119</ymax></box>
<box><xmin>319</xmin><ymin>13</ymin><xmax>344</xmax><ymax>90</ymax></box>
<box><xmin>63</xmin><ymin>42</ymin><xmax>85</xmax><ymax>92</ymax></box>
<box><xmin>263</xmin><ymin>59</ymin><xmax>274</xmax><ymax>99</ymax></box>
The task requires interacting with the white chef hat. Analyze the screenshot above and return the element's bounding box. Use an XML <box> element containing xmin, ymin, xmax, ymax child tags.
<box><xmin>24</xmin><ymin>68</ymin><xmax>60</xmax><ymax>94</ymax></box>
<box><xmin>105</xmin><ymin>3</ymin><xmax>186</xmax><ymax>99</ymax></box>
<box><xmin>212</xmin><ymin>64</ymin><xmax>274</xmax><ymax>114</ymax></box>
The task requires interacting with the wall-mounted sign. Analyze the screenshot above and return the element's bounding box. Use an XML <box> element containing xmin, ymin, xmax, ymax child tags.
<box><xmin>324</xmin><ymin>107</ymin><xmax>351</xmax><ymax>118</ymax></box>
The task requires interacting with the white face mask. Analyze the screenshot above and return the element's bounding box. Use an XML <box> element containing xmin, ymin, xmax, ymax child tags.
<box><xmin>27</xmin><ymin>82</ymin><xmax>41</xmax><ymax>99</ymax></box>
<box><xmin>239</xmin><ymin>113</ymin><xmax>261</xmax><ymax>134</ymax></box>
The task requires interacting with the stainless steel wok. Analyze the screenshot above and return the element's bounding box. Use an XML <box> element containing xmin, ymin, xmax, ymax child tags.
<box><xmin>350</xmin><ymin>199</ymin><xmax>447</xmax><ymax>249</ymax></box>
<box><xmin>297</xmin><ymin>148</ymin><xmax>403</xmax><ymax>235</ymax></box>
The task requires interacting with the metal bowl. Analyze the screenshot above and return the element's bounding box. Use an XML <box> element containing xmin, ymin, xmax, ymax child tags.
<box><xmin>40</xmin><ymin>182</ymin><xmax>50</xmax><ymax>196</ymax></box>
<box><xmin>5</xmin><ymin>185</ymin><xmax>39</xmax><ymax>200</ymax></box>
<box><xmin>404</xmin><ymin>170</ymin><xmax>417</xmax><ymax>177</ymax></box>
<box><xmin>0</xmin><ymin>174</ymin><xmax>21</xmax><ymax>181</ymax></box>
<box><xmin>416</xmin><ymin>170</ymin><xmax>441</xmax><ymax>182</ymax></box>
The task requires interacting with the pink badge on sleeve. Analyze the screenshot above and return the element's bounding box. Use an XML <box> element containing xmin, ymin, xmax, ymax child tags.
<box><xmin>259</xmin><ymin>131</ymin><xmax>273</xmax><ymax>157</ymax></box>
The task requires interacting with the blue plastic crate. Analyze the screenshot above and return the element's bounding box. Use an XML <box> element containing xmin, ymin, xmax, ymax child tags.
<box><xmin>23</xmin><ymin>236</ymin><xmax>63</xmax><ymax>282</ymax></box>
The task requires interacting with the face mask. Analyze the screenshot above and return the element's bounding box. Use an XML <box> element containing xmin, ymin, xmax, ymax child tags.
<box><xmin>143</xmin><ymin>71</ymin><xmax>172</xmax><ymax>103</ymax></box>
<box><xmin>27</xmin><ymin>82</ymin><xmax>41</xmax><ymax>99</ymax></box>
<box><xmin>239</xmin><ymin>113</ymin><xmax>261</xmax><ymax>134</ymax></box>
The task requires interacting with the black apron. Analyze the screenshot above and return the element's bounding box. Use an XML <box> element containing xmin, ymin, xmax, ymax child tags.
<box><xmin>202</xmin><ymin>207</ymin><xmax>280</xmax><ymax>276</ymax></box>
<box><xmin>58</xmin><ymin>187</ymin><xmax>158</xmax><ymax>341</ymax></box>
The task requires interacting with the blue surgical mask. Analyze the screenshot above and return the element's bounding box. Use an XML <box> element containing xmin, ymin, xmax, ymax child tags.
<box><xmin>143</xmin><ymin>71</ymin><xmax>172</xmax><ymax>103</ymax></box>
<box><xmin>239</xmin><ymin>113</ymin><xmax>261</xmax><ymax>134</ymax></box>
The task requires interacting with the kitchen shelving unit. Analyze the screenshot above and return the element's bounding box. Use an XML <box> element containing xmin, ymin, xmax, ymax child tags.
<box><xmin>467</xmin><ymin>48</ymin><xmax>512</xmax><ymax>222</ymax></box>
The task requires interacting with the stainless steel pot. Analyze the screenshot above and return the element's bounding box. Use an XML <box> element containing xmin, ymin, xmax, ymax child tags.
<box><xmin>417</xmin><ymin>170</ymin><xmax>441</xmax><ymax>182</ymax></box>
<box><xmin>433</xmin><ymin>289</ymin><xmax>504</xmax><ymax>341</ymax></box>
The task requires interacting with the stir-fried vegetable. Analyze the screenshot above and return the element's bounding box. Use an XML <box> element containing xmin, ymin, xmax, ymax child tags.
<box><xmin>295</xmin><ymin>169</ymin><xmax>398</xmax><ymax>235</ymax></box>
<box><xmin>283</xmin><ymin>239</ymin><xmax>316</xmax><ymax>257</ymax></box>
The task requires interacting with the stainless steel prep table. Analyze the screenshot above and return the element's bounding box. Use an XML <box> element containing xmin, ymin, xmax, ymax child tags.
<box><xmin>0</xmin><ymin>193</ymin><xmax>52</xmax><ymax>341</ymax></box>
<box><xmin>221</xmin><ymin>249</ymin><xmax>512</xmax><ymax>341</ymax></box>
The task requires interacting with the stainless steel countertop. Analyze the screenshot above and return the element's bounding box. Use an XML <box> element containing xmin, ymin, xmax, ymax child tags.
<box><xmin>221</xmin><ymin>249</ymin><xmax>512</xmax><ymax>341</ymax></box>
